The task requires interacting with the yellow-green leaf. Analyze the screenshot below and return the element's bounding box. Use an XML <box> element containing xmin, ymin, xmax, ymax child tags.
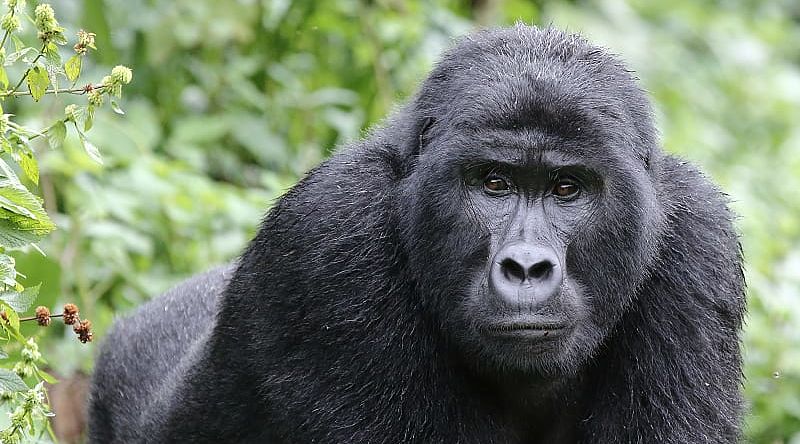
<box><xmin>65</xmin><ymin>55</ymin><xmax>81</xmax><ymax>83</ymax></box>
<box><xmin>26</xmin><ymin>65</ymin><xmax>50</xmax><ymax>102</ymax></box>
<box><xmin>19</xmin><ymin>151</ymin><xmax>39</xmax><ymax>185</ymax></box>
<box><xmin>47</xmin><ymin>120</ymin><xmax>67</xmax><ymax>150</ymax></box>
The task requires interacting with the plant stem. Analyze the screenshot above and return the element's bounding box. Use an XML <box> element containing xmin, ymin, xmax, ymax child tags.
<box><xmin>0</xmin><ymin>84</ymin><xmax>107</xmax><ymax>98</ymax></box>
<box><xmin>10</xmin><ymin>43</ymin><xmax>48</xmax><ymax>94</ymax></box>
<box><xmin>0</xmin><ymin>8</ymin><xmax>15</xmax><ymax>50</ymax></box>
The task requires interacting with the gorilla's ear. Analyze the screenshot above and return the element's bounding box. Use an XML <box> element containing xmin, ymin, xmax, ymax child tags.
<box><xmin>414</xmin><ymin>116</ymin><xmax>436</xmax><ymax>158</ymax></box>
<box><xmin>399</xmin><ymin>116</ymin><xmax>435</xmax><ymax>177</ymax></box>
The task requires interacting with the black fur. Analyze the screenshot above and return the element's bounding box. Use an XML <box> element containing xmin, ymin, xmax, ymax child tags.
<box><xmin>89</xmin><ymin>25</ymin><xmax>745</xmax><ymax>443</ymax></box>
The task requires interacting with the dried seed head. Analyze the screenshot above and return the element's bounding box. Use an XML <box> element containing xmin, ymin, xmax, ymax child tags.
<box><xmin>63</xmin><ymin>303</ymin><xmax>79</xmax><ymax>325</ymax></box>
<box><xmin>73</xmin><ymin>319</ymin><xmax>92</xmax><ymax>343</ymax></box>
<box><xmin>34</xmin><ymin>306</ymin><xmax>51</xmax><ymax>326</ymax></box>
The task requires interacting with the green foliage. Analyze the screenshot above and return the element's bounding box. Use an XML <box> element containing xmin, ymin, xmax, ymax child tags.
<box><xmin>0</xmin><ymin>0</ymin><xmax>132</xmax><ymax>441</ymax></box>
<box><xmin>4</xmin><ymin>0</ymin><xmax>797</xmax><ymax>442</ymax></box>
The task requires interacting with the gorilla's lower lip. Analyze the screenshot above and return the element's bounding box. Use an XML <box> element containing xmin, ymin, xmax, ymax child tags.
<box><xmin>485</xmin><ymin>322</ymin><xmax>568</xmax><ymax>338</ymax></box>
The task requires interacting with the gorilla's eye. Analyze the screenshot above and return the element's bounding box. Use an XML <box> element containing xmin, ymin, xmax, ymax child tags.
<box><xmin>551</xmin><ymin>178</ymin><xmax>580</xmax><ymax>199</ymax></box>
<box><xmin>484</xmin><ymin>175</ymin><xmax>511</xmax><ymax>195</ymax></box>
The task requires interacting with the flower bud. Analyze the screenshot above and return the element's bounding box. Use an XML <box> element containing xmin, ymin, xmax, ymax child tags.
<box><xmin>110</xmin><ymin>65</ymin><xmax>133</xmax><ymax>85</ymax></box>
<box><xmin>1</xmin><ymin>13</ymin><xmax>20</xmax><ymax>33</ymax></box>
<box><xmin>64</xmin><ymin>104</ymin><xmax>78</xmax><ymax>122</ymax></box>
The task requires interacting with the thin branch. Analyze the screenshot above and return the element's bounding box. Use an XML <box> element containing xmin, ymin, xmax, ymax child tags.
<box><xmin>0</xmin><ymin>83</ymin><xmax>107</xmax><ymax>98</ymax></box>
<box><xmin>10</xmin><ymin>43</ymin><xmax>48</xmax><ymax>94</ymax></box>
<box><xmin>0</xmin><ymin>8</ymin><xmax>15</xmax><ymax>50</ymax></box>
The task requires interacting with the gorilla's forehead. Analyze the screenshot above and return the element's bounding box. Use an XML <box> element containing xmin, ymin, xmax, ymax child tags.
<box><xmin>445</xmin><ymin>126</ymin><xmax>615</xmax><ymax>171</ymax></box>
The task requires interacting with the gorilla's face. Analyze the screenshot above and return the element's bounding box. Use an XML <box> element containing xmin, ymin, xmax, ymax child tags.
<box><xmin>402</xmin><ymin>82</ymin><xmax>663</xmax><ymax>377</ymax></box>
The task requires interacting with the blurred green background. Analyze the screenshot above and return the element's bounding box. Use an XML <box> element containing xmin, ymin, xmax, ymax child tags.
<box><xmin>9</xmin><ymin>0</ymin><xmax>800</xmax><ymax>442</ymax></box>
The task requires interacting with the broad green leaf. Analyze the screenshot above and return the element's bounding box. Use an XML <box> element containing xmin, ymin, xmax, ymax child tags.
<box><xmin>18</xmin><ymin>150</ymin><xmax>39</xmax><ymax>185</ymax></box>
<box><xmin>0</xmin><ymin>176</ymin><xmax>56</xmax><ymax>248</ymax></box>
<box><xmin>79</xmin><ymin>134</ymin><xmax>103</xmax><ymax>165</ymax></box>
<box><xmin>0</xmin><ymin>284</ymin><xmax>40</xmax><ymax>312</ymax></box>
<box><xmin>26</xmin><ymin>65</ymin><xmax>50</xmax><ymax>102</ymax></box>
<box><xmin>0</xmin><ymin>192</ymin><xmax>38</xmax><ymax>220</ymax></box>
<box><xmin>0</xmin><ymin>67</ymin><xmax>7</xmax><ymax>90</ymax></box>
<box><xmin>0</xmin><ymin>219</ymin><xmax>46</xmax><ymax>248</ymax></box>
<box><xmin>46</xmin><ymin>120</ymin><xmax>67</xmax><ymax>150</ymax></box>
<box><xmin>0</xmin><ymin>157</ymin><xmax>21</xmax><ymax>184</ymax></box>
<box><xmin>0</xmin><ymin>368</ymin><xmax>27</xmax><ymax>392</ymax></box>
<box><xmin>0</xmin><ymin>254</ymin><xmax>15</xmax><ymax>287</ymax></box>
<box><xmin>65</xmin><ymin>55</ymin><xmax>81</xmax><ymax>83</ymax></box>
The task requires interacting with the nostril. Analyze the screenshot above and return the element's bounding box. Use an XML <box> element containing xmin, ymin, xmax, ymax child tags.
<box><xmin>500</xmin><ymin>258</ymin><xmax>526</xmax><ymax>284</ymax></box>
<box><xmin>528</xmin><ymin>261</ymin><xmax>554</xmax><ymax>280</ymax></box>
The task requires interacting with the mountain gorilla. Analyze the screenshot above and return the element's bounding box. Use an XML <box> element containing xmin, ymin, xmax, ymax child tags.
<box><xmin>90</xmin><ymin>25</ymin><xmax>746</xmax><ymax>443</ymax></box>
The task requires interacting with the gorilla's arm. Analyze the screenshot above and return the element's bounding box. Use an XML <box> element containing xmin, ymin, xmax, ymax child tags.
<box><xmin>89</xmin><ymin>265</ymin><xmax>236</xmax><ymax>443</ymax></box>
<box><xmin>582</xmin><ymin>155</ymin><xmax>745</xmax><ymax>443</ymax></box>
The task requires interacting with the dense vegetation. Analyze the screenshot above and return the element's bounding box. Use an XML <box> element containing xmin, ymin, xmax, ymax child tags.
<box><xmin>3</xmin><ymin>0</ymin><xmax>799</xmax><ymax>442</ymax></box>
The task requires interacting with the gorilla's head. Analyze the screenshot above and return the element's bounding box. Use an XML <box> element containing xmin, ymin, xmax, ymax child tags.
<box><xmin>398</xmin><ymin>26</ymin><xmax>666</xmax><ymax>376</ymax></box>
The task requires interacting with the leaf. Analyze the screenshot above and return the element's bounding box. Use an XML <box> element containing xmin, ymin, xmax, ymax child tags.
<box><xmin>0</xmin><ymin>219</ymin><xmax>47</xmax><ymax>248</ymax></box>
<box><xmin>26</xmin><ymin>65</ymin><xmax>50</xmax><ymax>102</ymax></box>
<box><xmin>44</xmin><ymin>42</ymin><xmax>62</xmax><ymax>67</ymax></box>
<box><xmin>6</xmin><ymin>46</ymin><xmax>35</xmax><ymax>64</ymax></box>
<box><xmin>79</xmin><ymin>134</ymin><xmax>103</xmax><ymax>165</ymax></box>
<box><xmin>0</xmin><ymin>368</ymin><xmax>28</xmax><ymax>392</ymax></box>
<box><xmin>0</xmin><ymin>301</ymin><xmax>20</xmax><ymax>333</ymax></box>
<box><xmin>35</xmin><ymin>368</ymin><xmax>57</xmax><ymax>384</ymax></box>
<box><xmin>0</xmin><ymin>254</ymin><xmax>15</xmax><ymax>287</ymax></box>
<box><xmin>0</xmin><ymin>157</ymin><xmax>21</xmax><ymax>184</ymax></box>
<box><xmin>65</xmin><ymin>55</ymin><xmax>81</xmax><ymax>83</ymax></box>
<box><xmin>84</xmin><ymin>105</ymin><xmax>95</xmax><ymax>132</ymax></box>
<box><xmin>18</xmin><ymin>150</ymin><xmax>39</xmax><ymax>185</ymax></box>
<box><xmin>10</xmin><ymin>35</ymin><xmax>25</xmax><ymax>53</ymax></box>
<box><xmin>0</xmin><ymin>284</ymin><xmax>40</xmax><ymax>313</ymax></box>
<box><xmin>0</xmin><ymin>168</ymin><xmax>56</xmax><ymax>248</ymax></box>
<box><xmin>111</xmin><ymin>100</ymin><xmax>125</xmax><ymax>115</ymax></box>
<box><xmin>0</xmin><ymin>67</ymin><xmax>7</xmax><ymax>90</ymax></box>
<box><xmin>46</xmin><ymin>120</ymin><xmax>67</xmax><ymax>150</ymax></box>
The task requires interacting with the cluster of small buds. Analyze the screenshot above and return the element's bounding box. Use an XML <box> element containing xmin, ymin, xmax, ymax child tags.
<box><xmin>0</xmin><ymin>12</ymin><xmax>20</xmax><ymax>33</ymax></box>
<box><xmin>1</xmin><ymin>0</ymin><xmax>23</xmax><ymax>33</ymax></box>
<box><xmin>1</xmin><ymin>382</ymin><xmax>47</xmax><ymax>442</ymax></box>
<box><xmin>88</xmin><ymin>90</ymin><xmax>103</xmax><ymax>107</ymax></box>
<box><xmin>33</xmin><ymin>3</ymin><xmax>63</xmax><ymax>42</ymax></box>
<box><xmin>100</xmin><ymin>65</ymin><xmax>133</xmax><ymax>97</ymax></box>
<box><xmin>73</xmin><ymin>29</ymin><xmax>96</xmax><ymax>55</ymax></box>
<box><xmin>20</xmin><ymin>338</ymin><xmax>40</xmax><ymax>363</ymax></box>
<box><xmin>64</xmin><ymin>103</ymin><xmax>79</xmax><ymax>122</ymax></box>
<box><xmin>13</xmin><ymin>338</ymin><xmax>42</xmax><ymax>379</ymax></box>
<box><xmin>4</xmin><ymin>0</ymin><xmax>25</xmax><ymax>9</ymax></box>
<box><xmin>17</xmin><ymin>303</ymin><xmax>92</xmax><ymax>343</ymax></box>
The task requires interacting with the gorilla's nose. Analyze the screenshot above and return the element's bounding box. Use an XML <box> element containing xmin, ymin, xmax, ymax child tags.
<box><xmin>489</xmin><ymin>242</ymin><xmax>563</xmax><ymax>306</ymax></box>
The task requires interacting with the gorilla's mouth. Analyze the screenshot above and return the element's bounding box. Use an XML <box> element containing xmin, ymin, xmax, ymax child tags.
<box><xmin>485</xmin><ymin>319</ymin><xmax>569</xmax><ymax>339</ymax></box>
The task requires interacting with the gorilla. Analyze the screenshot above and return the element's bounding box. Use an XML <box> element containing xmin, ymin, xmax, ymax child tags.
<box><xmin>89</xmin><ymin>25</ymin><xmax>746</xmax><ymax>443</ymax></box>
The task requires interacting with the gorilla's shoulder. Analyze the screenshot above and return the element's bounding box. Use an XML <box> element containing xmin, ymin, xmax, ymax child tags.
<box><xmin>112</xmin><ymin>264</ymin><xmax>233</xmax><ymax>339</ymax></box>
<box><xmin>93</xmin><ymin>265</ymin><xmax>234</xmax><ymax>393</ymax></box>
